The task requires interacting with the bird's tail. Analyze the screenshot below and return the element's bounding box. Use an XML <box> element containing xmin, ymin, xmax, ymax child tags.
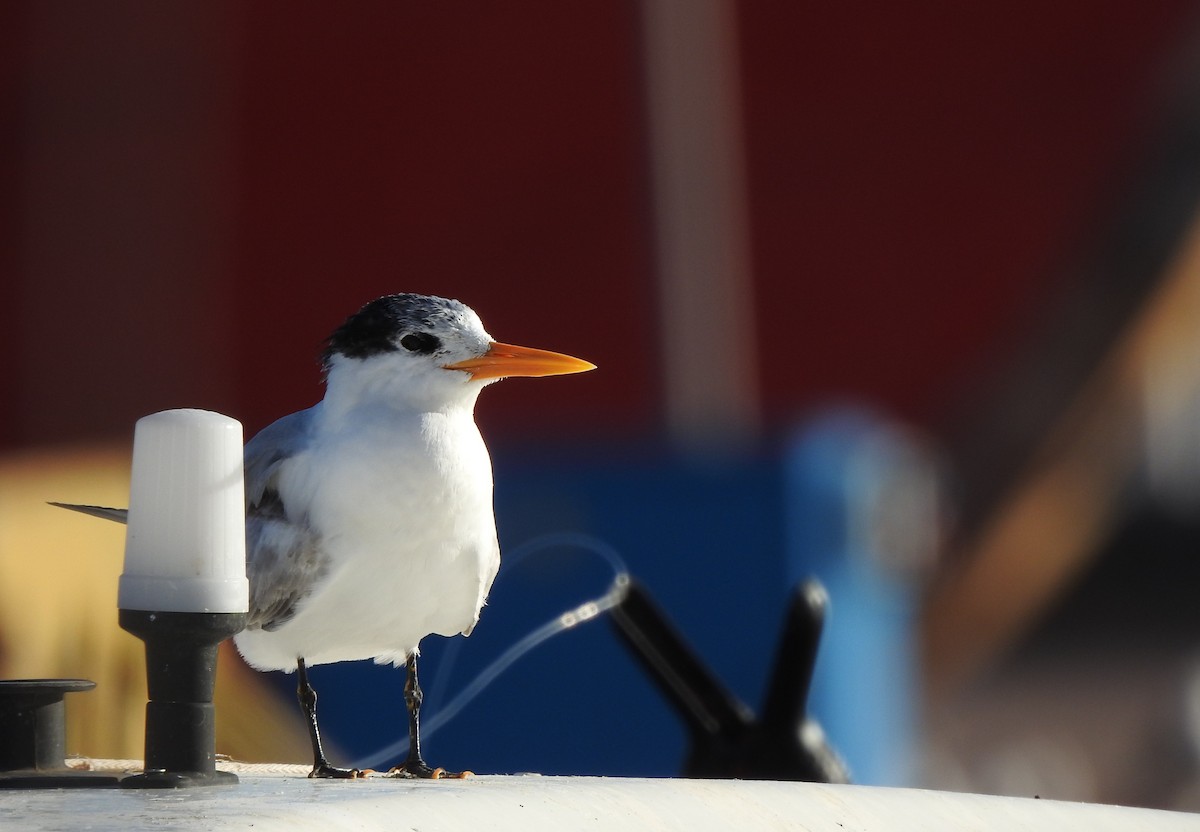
<box><xmin>48</xmin><ymin>502</ymin><xmax>129</xmax><ymax>524</ymax></box>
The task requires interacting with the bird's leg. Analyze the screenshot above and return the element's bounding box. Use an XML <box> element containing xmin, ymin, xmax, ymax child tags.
<box><xmin>296</xmin><ymin>657</ymin><xmax>363</xmax><ymax>779</ymax></box>
<box><xmin>387</xmin><ymin>653</ymin><xmax>471</xmax><ymax>779</ymax></box>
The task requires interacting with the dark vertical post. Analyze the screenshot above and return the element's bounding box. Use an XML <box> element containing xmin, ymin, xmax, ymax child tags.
<box><xmin>119</xmin><ymin>609</ymin><xmax>246</xmax><ymax>788</ymax></box>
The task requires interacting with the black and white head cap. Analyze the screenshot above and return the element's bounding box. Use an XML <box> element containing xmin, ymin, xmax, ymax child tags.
<box><xmin>322</xmin><ymin>292</ymin><xmax>595</xmax><ymax>390</ymax></box>
<box><xmin>322</xmin><ymin>293</ymin><xmax>488</xmax><ymax>371</ymax></box>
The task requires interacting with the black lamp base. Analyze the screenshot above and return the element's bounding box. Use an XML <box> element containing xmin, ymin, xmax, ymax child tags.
<box><xmin>119</xmin><ymin>609</ymin><xmax>246</xmax><ymax>789</ymax></box>
<box><xmin>120</xmin><ymin>769</ymin><xmax>239</xmax><ymax>789</ymax></box>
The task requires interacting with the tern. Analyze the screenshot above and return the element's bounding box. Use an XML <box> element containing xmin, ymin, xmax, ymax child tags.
<box><xmin>54</xmin><ymin>292</ymin><xmax>595</xmax><ymax>779</ymax></box>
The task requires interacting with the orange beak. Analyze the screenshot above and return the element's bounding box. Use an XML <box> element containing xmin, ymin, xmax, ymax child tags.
<box><xmin>445</xmin><ymin>341</ymin><xmax>596</xmax><ymax>381</ymax></box>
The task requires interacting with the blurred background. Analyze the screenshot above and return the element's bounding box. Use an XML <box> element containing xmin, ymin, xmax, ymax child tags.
<box><xmin>5</xmin><ymin>0</ymin><xmax>1200</xmax><ymax>811</ymax></box>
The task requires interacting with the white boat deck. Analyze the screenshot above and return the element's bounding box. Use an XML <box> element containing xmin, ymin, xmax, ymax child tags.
<box><xmin>1</xmin><ymin>761</ymin><xmax>1197</xmax><ymax>831</ymax></box>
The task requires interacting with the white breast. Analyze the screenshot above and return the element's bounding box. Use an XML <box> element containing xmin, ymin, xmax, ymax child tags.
<box><xmin>233</xmin><ymin>405</ymin><xmax>501</xmax><ymax>672</ymax></box>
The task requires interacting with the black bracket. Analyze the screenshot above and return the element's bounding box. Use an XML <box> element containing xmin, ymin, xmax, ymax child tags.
<box><xmin>610</xmin><ymin>577</ymin><xmax>850</xmax><ymax>782</ymax></box>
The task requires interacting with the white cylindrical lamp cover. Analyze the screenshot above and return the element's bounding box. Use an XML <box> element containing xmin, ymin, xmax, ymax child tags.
<box><xmin>118</xmin><ymin>409</ymin><xmax>250</xmax><ymax>614</ymax></box>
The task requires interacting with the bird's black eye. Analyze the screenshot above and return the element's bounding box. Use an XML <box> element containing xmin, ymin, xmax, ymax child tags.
<box><xmin>400</xmin><ymin>332</ymin><xmax>441</xmax><ymax>354</ymax></box>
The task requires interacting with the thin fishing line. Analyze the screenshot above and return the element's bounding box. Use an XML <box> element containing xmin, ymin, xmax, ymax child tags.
<box><xmin>354</xmin><ymin>533</ymin><xmax>629</xmax><ymax>770</ymax></box>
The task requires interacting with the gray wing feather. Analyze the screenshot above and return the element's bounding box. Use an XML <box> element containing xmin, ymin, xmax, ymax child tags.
<box><xmin>243</xmin><ymin>408</ymin><xmax>330</xmax><ymax>631</ymax></box>
<box><xmin>48</xmin><ymin>502</ymin><xmax>129</xmax><ymax>524</ymax></box>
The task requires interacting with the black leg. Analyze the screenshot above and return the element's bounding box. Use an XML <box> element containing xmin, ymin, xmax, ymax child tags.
<box><xmin>296</xmin><ymin>658</ymin><xmax>362</xmax><ymax>779</ymax></box>
<box><xmin>387</xmin><ymin>654</ymin><xmax>470</xmax><ymax>779</ymax></box>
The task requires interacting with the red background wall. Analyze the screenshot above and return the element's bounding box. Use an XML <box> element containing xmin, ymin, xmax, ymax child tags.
<box><xmin>4</xmin><ymin>1</ymin><xmax>1194</xmax><ymax>450</ymax></box>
